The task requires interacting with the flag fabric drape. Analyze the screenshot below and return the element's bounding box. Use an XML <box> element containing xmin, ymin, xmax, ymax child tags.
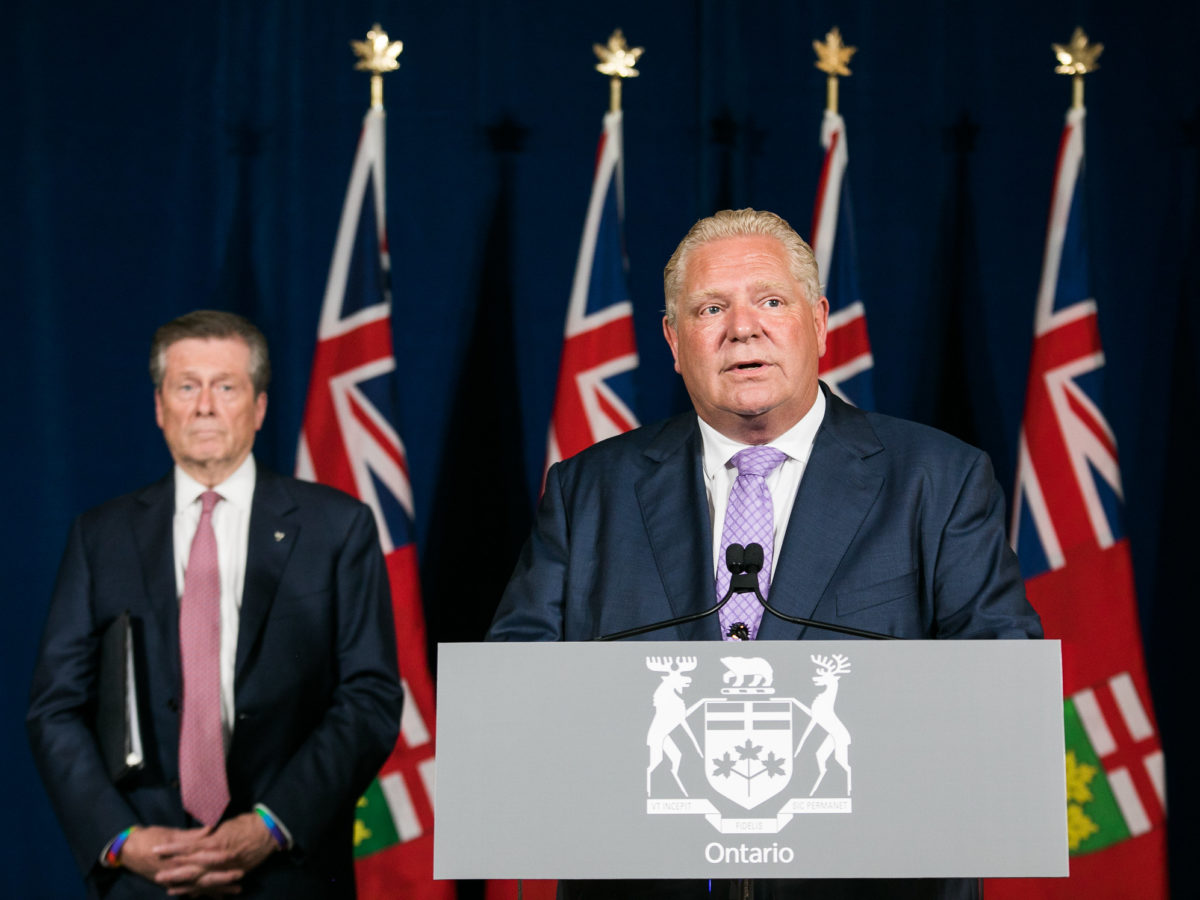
<box><xmin>987</xmin><ymin>106</ymin><xmax>1166</xmax><ymax>899</ymax></box>
<box><xmin>810</xmin><ymin>109</ymin><xmax>875</xmax><ymax>409</ymax></box>
<box><xmin>542</xmin><ymin>109</ymin><xmax>640</xmax><ymax>486</ymax></box>
<box><xmin>488</xmin><ymin>107</ymin><xmax>641</xmax><ymax>900</ymax></box>
<box><xmin>297</xmin><ymin>107</ymin><xmax>453</xmax><ymax>900</ymax></box>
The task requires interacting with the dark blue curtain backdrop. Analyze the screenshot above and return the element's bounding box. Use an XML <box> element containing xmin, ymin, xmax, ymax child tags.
<box><xmin>4</xmin><ymin>1</ymin><xmax>1196</xmax><ymax>895</ymax></box>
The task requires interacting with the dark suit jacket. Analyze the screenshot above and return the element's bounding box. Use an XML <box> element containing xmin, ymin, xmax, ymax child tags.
<box><xmin>27</xmin><ymin>465</ymin><xmax>404</xmax><ymax>899</ymax></box>
<box><xmin>490</xmin><ymin>387</ymin><xmax>1041</xmax><ymax>643</ymax></box>
<box><xmin>487</xmin><ymin>388</ymin><xmax>1041</xmax><ymax>900</ymax></box>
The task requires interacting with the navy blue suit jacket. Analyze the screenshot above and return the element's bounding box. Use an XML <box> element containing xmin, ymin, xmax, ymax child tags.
<box><xmin>27</xmin><ymin>466</ymin><xmax>403</xmax><ymax>898</ymax></box>
<box><xmin>490</xmin><ymin>387</ymin><xmax>1041</xmax><ymax>644</ymax></box>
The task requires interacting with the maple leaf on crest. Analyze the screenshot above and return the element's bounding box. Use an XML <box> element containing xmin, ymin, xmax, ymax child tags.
<box><xmin>735</xmin><ymin>739</ymin><xmax>762</xmax><ymax>761</ymax></box>
<box><xmin>712</xmin><ymin>752</ymin><xmax>737</xmax><ymax>779</ymax></box>
<box><xmin>761</xmin><ymin>752</ymin><xmax>787</xmax><ymax>778</ymax></box>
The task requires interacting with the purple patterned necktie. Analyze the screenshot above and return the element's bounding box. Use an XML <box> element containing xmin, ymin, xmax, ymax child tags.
<box><xmin>716</xmin><ymin>447</ymin><xmax>788</xmax><ymax>641</ymax></box>
<box><xmin>178</xmin><ymin>490</ymin><xmax>230</xmax><ymax>826</ymax></box>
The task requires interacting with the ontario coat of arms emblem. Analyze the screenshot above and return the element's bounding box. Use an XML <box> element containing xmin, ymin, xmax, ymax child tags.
<box><xmin>645</xmin><ymin>654</ymin><xmax>854</xmax><ymax>834</ymax></box>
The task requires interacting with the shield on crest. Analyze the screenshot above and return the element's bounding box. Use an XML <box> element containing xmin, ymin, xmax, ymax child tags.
<box><xmin>704</xmin><ymin>699</ymin><xmax>794</xmax><ymax>809</ymax></box>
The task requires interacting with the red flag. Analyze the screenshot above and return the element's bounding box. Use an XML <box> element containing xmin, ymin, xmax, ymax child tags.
<box><xmin>811</xmin><ymin>109</ymin><xmax>875</xmax><ymax>408</ymax></box>
<box><xmin>489</xmin><ymin>108</ymin><xmax>640</xmax><ymax>900</ymax></box>
<box><xmin>987</xmin><ymin>107</ymin><xmax>1166</xmax><ymax>898</ymax></box>
<box><xmin>297</xmin><ymin>107</ymin><xmax>453</xmax><ymax>900</ymax></box>
<box><xmin>542</xmin><ymin>109</ymin><xmax>639</xmax><ymax>485</ymax></box>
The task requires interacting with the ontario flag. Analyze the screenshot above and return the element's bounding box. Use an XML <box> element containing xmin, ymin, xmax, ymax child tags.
<box><xmin>541</xmin><ymin>108</ymin><xmax>639</xmax><ymax>485</ymax></box>
<box><xmin>987</xmin><ymin>106</ymin><xmax>1167</xmax><ymax>898</ymax></box>
<box><xmin>810</xmin><ymin>108</ymin><xmax>874</xmax><ymax>409</ymax></box>
<box><xmin>489</xmin><ymin>108</ymin><xmax>639</xmax><ymax>900</ymax></box>
<box><xmin>297</xmin><ymin>107</ymin><xmax>453</xmax><ymax>900</ymax></box>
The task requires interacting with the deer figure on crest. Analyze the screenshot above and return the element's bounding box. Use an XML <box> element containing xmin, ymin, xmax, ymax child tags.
<box><xmin>645</xmin><ymin>656</ymin><xmax>703</xmax><ymax>796</ymax></box>
<box><xmin>795</xmin><ymin>653</ymin><xmax>852</xmax><ymax>796</ymax></box>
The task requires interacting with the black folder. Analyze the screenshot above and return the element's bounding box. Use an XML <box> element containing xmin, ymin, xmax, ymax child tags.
<box><xmin>96</xmin><ymin>611</ymin><xmax>144</xmax><ymax>782</ymax></box>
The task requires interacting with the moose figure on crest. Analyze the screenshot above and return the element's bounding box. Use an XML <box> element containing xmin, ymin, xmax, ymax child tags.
<box><xmin>645</xmin><ymin>656</ymin><xmax>703</xmax><ymax>796</ymax></box>
<box><xmin>795</xmin><ymin>653</ymin><xmax>853</xmax><ymax>796</ymax></box>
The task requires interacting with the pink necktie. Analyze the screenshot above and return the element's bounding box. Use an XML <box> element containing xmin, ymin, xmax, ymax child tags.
<box><xmin>178</xmin><ymin>490</ymin><xmax>230</xmax><ymax>826</ymax></box>
<box><xmin>716</xmin><ymin>447</ymin><xmax>787</xmax><ymax>641</ymax></box>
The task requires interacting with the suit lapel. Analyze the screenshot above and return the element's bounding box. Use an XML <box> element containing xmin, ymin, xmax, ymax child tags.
<box><xmin>236</xmin><ymin>468</ymin><xmax>299</xmax><ymax>680</ymax></box>
<box><xmin>758</xmin><ymin>390</ymin><xmax>885</xmax><ymax>640</ymax></box>
<box><xmin>133</xmin><ymin>474</ymin><xmax>184</xmax><ymax>685</ymax></box>
<box><xmin>635</xmin><ymin>415</ymin><xmax>722</xmax><ymax>641</ymax></box>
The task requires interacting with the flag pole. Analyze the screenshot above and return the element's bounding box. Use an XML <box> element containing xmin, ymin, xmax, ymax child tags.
<box><xmin>352</xmin><ymin>23</ymin><xmax>404</xmax><ymax>110</ymax></box>
<box><xmin>813</xmin><ymin>27</ymin><xmax>856</xmax><ymax>115</ymax></box>
<box><xmin>594</xmin><ymin>28</ymin><xmax>643</xmax><ymax>113</ymax></box>
<box><xmin>1053</xmin><ymin>26</ymin><xmax>1103</xmax><ymax>109</ymax></box>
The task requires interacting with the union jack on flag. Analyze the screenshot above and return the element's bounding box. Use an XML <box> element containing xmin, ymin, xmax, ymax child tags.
<box><xmin>988</xmin><ymin>106</ymin><xmax>1166</xmax><ymax>900</ymax></box>
<box><xmin>811</xmin><ymin>109</ymin><xmax>875</xmax><ymax>409</ymax></box>
<box><xmin>542</xmin><ymin>109</ymin><xmax>639</xmax><ymax>484</ymax></box>
<box><xmin>297</xmin><ymin>107</ymin><xmax>453</xmax><ymax>900</ymax></box>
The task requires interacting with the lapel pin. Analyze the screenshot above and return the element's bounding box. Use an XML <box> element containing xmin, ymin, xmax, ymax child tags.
<box><xmin>274</xmin><ymin>531</ymin><xmax>285</xmax><ymax>542</ymax></box>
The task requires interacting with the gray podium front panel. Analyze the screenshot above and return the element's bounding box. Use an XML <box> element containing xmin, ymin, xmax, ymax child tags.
<box><xmin>434</xmin><ymin>640</ymin><xmax>1066</xmax><ymax>880</ymax></box>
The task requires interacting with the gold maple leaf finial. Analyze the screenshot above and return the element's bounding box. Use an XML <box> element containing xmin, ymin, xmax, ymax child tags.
<box><xmin>814</xmin><ymin>27</ymin><xmax>856</xmax><ymax>114</ymax></box>
<box><xmin>814</xmin><ymin>27</ymin><xmax>856</xmax><ymax>78</ymax></box>
<box><xmin>1053</xmin><ymin>27</ymin><xmax>1102</xmax><ymax>76</ymax></box>
<box><xmin>594</xmin><ymin>29</ymin><xmax>643</xmax><ymax>113</ymax></box>
<box><xmin>352</xmin><ymin>24</ymin><xmax>403</xmax><ymax>75</ymax></box>
<box><xmin>350</xmin><ymin>24</ymin><xmax>403</xmax><ymax>110</ymax></box>
<box><xmin>594</xmin><ymin>29</ymin><xmax>643</xmax><ymax>80</ymax></box>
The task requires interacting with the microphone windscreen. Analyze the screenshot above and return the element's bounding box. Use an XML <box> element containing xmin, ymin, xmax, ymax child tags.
<box><xmin>743</xmin><ymin>543</ymin><xmax>765</xmax><ymax>572</ymax></box>
<box><xmin>725</xmin><ymin>543</ymin><xmax>745</xmax><ymax>573</ymax></box>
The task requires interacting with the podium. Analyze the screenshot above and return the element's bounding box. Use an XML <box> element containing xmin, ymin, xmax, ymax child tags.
<box><xmin>434</xmin><ymin>640</ymin><xmax>1067</xmax><ymax>880</ymax></box>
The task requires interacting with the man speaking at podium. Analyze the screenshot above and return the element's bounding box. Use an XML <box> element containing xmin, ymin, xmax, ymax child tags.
<box><xmin>488</xmin><ymin>209</ymin><xmax>1041</xmax><ymax>898</ymax></box>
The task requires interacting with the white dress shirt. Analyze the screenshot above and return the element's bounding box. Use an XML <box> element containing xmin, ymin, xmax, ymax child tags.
<box><xmin>172</xmin><ymin>455</ymin><xmax>256</xmax><ymax>750</ymax></box>
<box><xmin>699</xmin><ymin>389</ymin><xmax>826</xmax><ymax>581</ymax></box>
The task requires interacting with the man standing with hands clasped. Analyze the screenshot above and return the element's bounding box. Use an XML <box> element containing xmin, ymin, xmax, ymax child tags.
<box><xmin>489</xmin><ymin>209</ymin><xmax>1042</xmax><ymax>899</ymax></box>
<box><xmin>28</xmin><ymin>310</ymin><xmax>403</xmax><ymax>898</ymax></box>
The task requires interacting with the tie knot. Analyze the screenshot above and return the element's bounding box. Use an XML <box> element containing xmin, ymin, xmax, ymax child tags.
<box><xmin>199</xmin><ymin>491</ymin><xmax>222</xmax><ymax>516</ymax></box>
<box><xmin>732</xmin><ymin>446</ymin><xmax>787</xmax><ymax>478</ymax></box>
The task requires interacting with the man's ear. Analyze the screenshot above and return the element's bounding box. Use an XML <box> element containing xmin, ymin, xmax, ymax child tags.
<box><xmin>813</xmin><ymin>296</ymin><xmax>830</xmax><ymax>357</ymax></box>
<box><xmin>662</xmin><ymin>315</ymin><xmax>682</xmax><ymax>374</ymax></box>
<box><xmin>254</xmin><ymin>391</ymin><xmax>267</xmax><ymax>431</ymax></box>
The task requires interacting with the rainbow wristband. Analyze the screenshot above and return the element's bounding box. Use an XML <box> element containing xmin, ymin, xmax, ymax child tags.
<box><xmin>255</xmin><ymin>805</ymin><xmax>288</xmax><ymax>850</ymax></box>
<box><xmin>104</xmin><ymin>826</ymin><xmax>138</xmax><ymax>868</ymax></box>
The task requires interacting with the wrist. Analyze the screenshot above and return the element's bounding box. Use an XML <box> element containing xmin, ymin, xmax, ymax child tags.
<box><xmin>102</xmin><ymin>825</ymin><xmax>139</xmax><ymax>868</ymax></box>
<box><xmin>254</xmin><ymin>805</ymin><xmax>288</xmax><ymax>851</ymax></box>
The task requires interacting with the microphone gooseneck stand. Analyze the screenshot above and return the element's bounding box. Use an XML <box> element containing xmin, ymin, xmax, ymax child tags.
<box><xmin>595</xmin><ymin>543</ymin><xmax>896</xmax><ymax>641</ymax></box>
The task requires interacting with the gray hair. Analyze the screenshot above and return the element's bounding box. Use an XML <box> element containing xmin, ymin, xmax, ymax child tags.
<box><xmin>149</xmin><ymin>309</ymin><xmax>271</xmax><ymax>395</ymax></box>
<box><xmin>662</xmin><ymin>208</ymin><xmax>821</xmax><ymax>326</ymax></box>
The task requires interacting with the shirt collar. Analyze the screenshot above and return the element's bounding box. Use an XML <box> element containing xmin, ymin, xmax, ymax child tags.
<box><xmin>173</xmin><ymin>455</ymin><xmax>257</xmax><ymax>513</ymax></box>
<box><xmin>698</xmin><ymin>388</ymin><xmax>827</xmax><ymax>481</ymax></box>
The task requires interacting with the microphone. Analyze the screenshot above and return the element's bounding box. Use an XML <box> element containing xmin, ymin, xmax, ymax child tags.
<box><xmin>726</xmin><ymin>544</ymin><xmax>758</xmax><ymax>596</ymax></box>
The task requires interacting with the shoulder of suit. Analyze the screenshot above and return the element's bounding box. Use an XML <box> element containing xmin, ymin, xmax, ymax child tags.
<box><xmin>254</xmin><ymin>468</ymin><xmax>373</xmax><ymax>516</ymax></box>
<box><xmin>821</xmin><ymin>388</ymin><xmax>985</xmax><ymax>465</ymax></box>
<box><xmin>554</xmin><ymin>412</ymin><xmax>696</xmax><ymax>472</ymax></box>
<box><xmin>858</xmin><ymin>407</ymin><xmax>986</xmax><ymax>465</ymax></box>
<box><xmin>72</xmin><ymin>471</ymin><xmax>173</xmax><ymax>527</ymax></box>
